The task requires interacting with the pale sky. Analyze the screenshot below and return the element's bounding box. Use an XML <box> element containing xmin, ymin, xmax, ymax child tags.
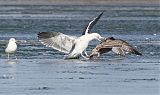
<box><xmin>0</xmin><ymin>0</ymin><xmax>159</xmax><ymax>5</ymax></box>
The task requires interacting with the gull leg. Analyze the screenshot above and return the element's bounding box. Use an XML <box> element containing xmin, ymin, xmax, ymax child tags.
<box><xmin>15</xmin><ymin>55</ymin><xmax>17</xmax><ymax>60</ymax></box>
<box><xmin>84</xmin><ymin>51</ymin><xmax>89</xmax><ymax>56</ymax></box>
<box><xmin>97</xmin><ymin>52</ymin><xmax>100</xmax><ymax>57</ymax></box>
<box><xmin>81</xmin><ymin>52</ymin><xmax>89</xmax><ymax>59</ymax></box>
<box><xmin>7</xmin><ymin>53</ymin><xmax>10</xmax><ymax>60</ymax></box>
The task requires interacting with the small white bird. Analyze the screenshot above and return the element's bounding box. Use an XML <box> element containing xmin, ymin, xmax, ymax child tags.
<box><xmin>5</xmin><ymin>38</ymin><xmax>17</xmax><ymax>60</ymax></box>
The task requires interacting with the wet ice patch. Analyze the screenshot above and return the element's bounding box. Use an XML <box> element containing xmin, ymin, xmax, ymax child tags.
<box><xmin>0</xmin><ymin>75</ymin><xmax>13</xmax><ymax>79</ymax></box>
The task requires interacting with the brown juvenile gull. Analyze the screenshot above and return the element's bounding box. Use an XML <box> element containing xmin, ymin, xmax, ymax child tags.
<box><xmin>89</xmin><ymin>37</ymin><xmax>142</xmax><ymax>58</ymax></box>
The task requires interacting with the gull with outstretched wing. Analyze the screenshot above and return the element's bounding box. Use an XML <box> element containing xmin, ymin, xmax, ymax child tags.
<box><xmin>38</xmin><ymin>11</ymin><xmax>105</xmax><ymax>59</ymax></box>
<box><xmin>89</xmin><ymin>37</ymin><xmax>142</xmax><ymax>58</ymax></box>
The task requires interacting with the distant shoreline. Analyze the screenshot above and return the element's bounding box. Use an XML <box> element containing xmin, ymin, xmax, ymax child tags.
<box><xmin>0</xmin><ymin>4</ymin><xmax>159</xmax><ymax>7</ymax></box>
<box><xmin>0</xmin><ymin>0</ymin><xmax>159</xmax><ymax>6</ymax></box>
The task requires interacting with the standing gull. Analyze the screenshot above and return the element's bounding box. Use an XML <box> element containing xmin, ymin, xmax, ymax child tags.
<box><xmin>5</xmin><ymin>38</ymin><xmax>17</xmax><ymax>60</ymax></box>
<box><xmin>89</xmin><ymin>37</ymin><xmax>142</xmax><ymax>58</ymax></box>
<box><xmin>38</xmin><ymin>11</ymin><xmax>105</xmax><ymax>59</ymax></box>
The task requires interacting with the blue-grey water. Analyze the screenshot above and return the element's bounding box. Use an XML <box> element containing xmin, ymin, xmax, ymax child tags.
<box><xmin>0</xmin><ymin>5</ymin><xmax>160</xmax><ymax>95</ymax></box>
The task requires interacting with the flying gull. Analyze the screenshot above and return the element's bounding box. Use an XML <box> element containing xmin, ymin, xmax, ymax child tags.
<box><xmin>38</xmin><ymin>11</ymin><xmax>105</xmax><ymax>59</ymax></box>
<box><xmin>88</xmin><ymin>37</ymin><xmax>142</xmax><ymax>58</ymax></box>
<box><xmin>5</xmin><ymin>38</ymin><xmax>17</xmax><ymax>60</ymax></box>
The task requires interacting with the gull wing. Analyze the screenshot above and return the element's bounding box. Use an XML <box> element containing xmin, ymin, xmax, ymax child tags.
<box><xmin>101</xmin><ymin>39</ymin><xmax>125</xmax><ymax>55</ymax></box>
<box><xmin>120</xmin><ymin>41</ymin><xmax>142</xmax><ymax>55</ymax></box>
<box><xmin>90</xmin><ymin>37</ymin><xmax>142</xmax><ymax>56</ymax></box>
<box><xmin>108</xmin><ymin>39</ymin><xmax>142</xmax><ymax>55</ymax></box>
<box><xmin>82</xmin><ymin>11</ymin><xmax>104</xmax><ymax>35</ymax></box>
<box><xmin>38</xmin><ymin>32</ymin><xmax>77</xmax><ymax>54</ymax></box>
<box><xmin>100</xmin><ymin>44</ymin><xmax>124</xmax><ymax>55</ymax></box>
<box><xmin>112</xmin><ymin>47</ymin><xmax>125</xmax><ymax>56</ymax></box>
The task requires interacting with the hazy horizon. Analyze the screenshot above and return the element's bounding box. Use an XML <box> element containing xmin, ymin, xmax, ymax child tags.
<box><xmin>0</xmin><ymin>0</ymin><xmax>159</xmax><ymax>5</ymax></box>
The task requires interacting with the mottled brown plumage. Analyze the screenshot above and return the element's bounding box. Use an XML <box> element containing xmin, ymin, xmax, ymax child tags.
<box><xmin>89</xmin><ymin>37</ymin><xmax>142</xmax><ymax>58</ymax></box>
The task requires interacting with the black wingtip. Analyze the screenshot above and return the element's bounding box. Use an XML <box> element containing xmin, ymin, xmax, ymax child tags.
<box><xmin>96</xmin><ymin>11</ymin><xmax>104</xmax><ymax>21</ymax></box>
<box><xmin>38</xmin><ymin>32</ymin><xmax>46</xmax><ymax>38</ymax></box>
<box><xmin>99</xmin><ymin>10</ymin><xmax>105</xmax><ymax>16</ymax></box>
<box><xmin>38</xmin><ymin>32</ymin><xmax>60</xmax><ymax>39</ymax></box>
<box><xmin>134</xmin><ymin>50</ymin><xmax>142</xmax><ymax>56</ymax></box>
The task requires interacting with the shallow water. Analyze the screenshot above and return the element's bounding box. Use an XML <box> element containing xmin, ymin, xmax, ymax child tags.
<box><xmin>0</xmin><ymin>59</ymin><xmax>159</xmax><ymax>95</ymax></box>
<box><xmin>0</xmin><ymin>5</ymin><xmax>160</xmax><ymax>95</ymax></box>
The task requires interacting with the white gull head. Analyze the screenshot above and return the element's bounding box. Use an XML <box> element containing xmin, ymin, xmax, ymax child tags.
<box><xmin>89</xmin><ymin>33</ymin><xmax>105</xmax><ymax>41</ymax></box>
<box><xmin>9</xmin><ymin>38</ymin><xmax>16</xmax><ymax>43</ymax></box>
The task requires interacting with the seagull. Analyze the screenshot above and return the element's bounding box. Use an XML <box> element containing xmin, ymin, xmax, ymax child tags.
<box><xmin>89</xmin><ymin>37</ymin><xmax>142</xmax><ymax>58</ymax></box>
<box><xmin>38</xmin><ymin>11</ymin><xmax>105</xmax><ymax>59</ymax></box>
<box><xmin>38</xmin><ymin>32</ymin><xmax>105</xmax><ymax>59</ymax></box>
<box><xmin>5</xmin><ymin>38</ymin><xmax>17</xmax><ymax>60</ymax></box>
